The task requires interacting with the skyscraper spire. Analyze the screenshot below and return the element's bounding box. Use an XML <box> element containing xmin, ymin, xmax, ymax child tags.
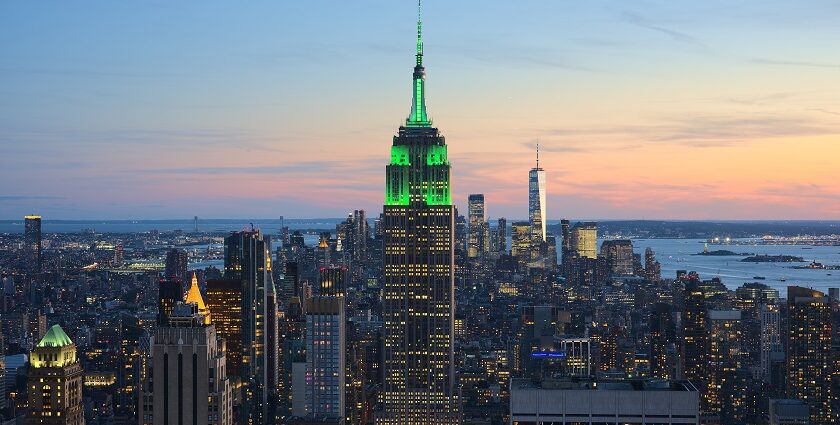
<box><xmin>406</xmin><ymin>0</ymin><xmax>431</xmax><ymax>127</ymax></box>
<box><xmin>416</xmin><ymin>0</ymin><xmax>423</xmax><ymax>64</ymax></box>
<box><xmin>536</xmin><ymin>142</ymin><xmax>540</xmax><ymax>168</ymax></box>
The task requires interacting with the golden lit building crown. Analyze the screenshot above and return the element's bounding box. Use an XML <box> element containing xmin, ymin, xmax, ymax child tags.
<box><xmin>185</xmin><ymin>272</ymin><xmax>212</xmax><ymax>325</ymax></box>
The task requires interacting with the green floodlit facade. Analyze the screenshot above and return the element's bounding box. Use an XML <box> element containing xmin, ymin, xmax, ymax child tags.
<box><xmin>379</xmin><ymin>2</ymin><xmax>458</xmax><ymax>424</ymax></box>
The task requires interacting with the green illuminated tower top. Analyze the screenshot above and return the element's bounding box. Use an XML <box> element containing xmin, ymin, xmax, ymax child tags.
<box><xmin>406</xmin><ymin>0</ymin><xmax>431</xmax><ymax>127</ymax></box>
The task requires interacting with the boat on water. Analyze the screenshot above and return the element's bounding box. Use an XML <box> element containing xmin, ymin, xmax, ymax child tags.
<box><xmin>753</xmin><ymin>276</ymin><xmax>766</xmax><ymax>280</ymax></box>
<box><xmin>779</xmin><ymin>277</ymin><xmax>786</xmax><ymax>282</ymax></box>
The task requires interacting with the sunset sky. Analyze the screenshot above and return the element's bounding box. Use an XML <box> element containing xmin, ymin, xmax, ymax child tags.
<box><xmin>2</xmin><ymin>1</ymin><xmax>839</xmax><ymax>220</ymax></box>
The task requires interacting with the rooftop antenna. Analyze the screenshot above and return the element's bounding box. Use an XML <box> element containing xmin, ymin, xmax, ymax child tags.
<box><xmin>536</xmin><ymin>142</ymin><xmax>540</xmax><ymax>168</ymax></box>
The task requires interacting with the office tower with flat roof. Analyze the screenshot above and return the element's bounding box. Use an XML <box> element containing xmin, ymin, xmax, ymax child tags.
<box><xmin>649</xmin><ymin>303</ymin><xmax>677</xmax><ymax>380</ymax></box>
<box><xmin>560</xmin><ymin>219</ymin><xmax>571</xmax><ymax>256</ymax></box>
<box><xmin>224</xmin><ymin>229</ymin><xmax>278</xmax><ymax>423</ymax></box>
<box><xmin>140</xmin><ymin>303</ymin><xmax>232</xmax><ymax>425</ymax></box>
<box><xmin>467</xmin><ymin>194</ymin><xmax>486</xmax><ymax>259</ymax></box>
<box><xmin>528</xmin><ymin>145</ymin><xmax>546</xmax><ymax>244</ymax></box>
<box><xmin>786</xmin><ymin>286</ymin><xmax>833</xmax><ymax>423</ymax></box>
<box><xmin>206</xmin><ymin>279</ymin><xmax>244</xmax><ymax>378</ymax></box>
<box><xmin>600</xmin><ymin>239</ymin><xmax>634</xmax><ymax>276</ymax></box>
<box><xmin>570</xmin><ymin>222</ymin><xmax>597</xmax><ymax>259</ymax></box>
<box><xmin>319</xmin><ymin>266</ymin><xmax>347</xmax><ymax>297</ymax></box>
<box><xmin>511</xmin><ymin>222</ymin><xmax>531</xmax><ymax>267</ymax></box>
<box><xmin>705</xmin><ymin>310</ymin><xmax>745</xmax><ymax>423</ymax></box>
<box><xmin>560</xmin><ymin>338</ymin><xmax>592</xmax><ymax>377</ymax></box>
<box><xmin>24</xmin><ymin>215</ymin><xmax>42</xmax><ymax>273</ymax></box>
<box><xmin>495</xmin><ymin>217</ymin><xmax>507</xmax><ymax>255</ymax></box>
<box><xmin>682</xmin><ymin>282</ymin><xmax>708</xmax><ymax>386</ymax></box>
<box><xmin>759</xmin><ymin>303</ymin><xmax>780</xmax><ymax>383</ymax></box>
<box><xmin>158</xmin><ymin>278</ymin><xmax>184</xmax><ymax>326</ymax></box>
<box><xmin>304</xmin><ymin>296</ymin><xmax>346</xmax><ymax>423</ymax></box>
<box><xmin>379</xmin><ymin>3</ymin><xmax>458</xmax><ymax>423</ymax></box>
<box><xmin>164</xmin><ymin>248</ymin><xmax>188</xmax><ymax>282</ymax></box>
<box><xmin>26</xmin><ymin>325</ymin><xmax>84</xmax><ymax>425</ymax></box>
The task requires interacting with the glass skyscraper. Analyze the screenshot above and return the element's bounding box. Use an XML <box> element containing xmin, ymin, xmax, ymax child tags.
<box><xmin>224</xmin><ymin>229</ymin><xmax>278</xmax><ymax>424</ymax></box>
<box><xmin>528</xmin><ymin>147</ymin><xmax>546</xmax><ymax>244</ymax></box>
<box><xmin>379</xmin><ymin>3</ymin><xmax>458</xmax><ymax>423</ymax></box>
<box><xmin>467</xmin><ymin>194</ymin><xmax>486</xmax><ymax>259</ymax></box>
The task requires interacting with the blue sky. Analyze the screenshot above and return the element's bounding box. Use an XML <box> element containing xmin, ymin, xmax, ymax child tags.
<box><xmin>2</xmin><ymin>1</ymin><xmax>839</xmax><ymax>219</ymax></box>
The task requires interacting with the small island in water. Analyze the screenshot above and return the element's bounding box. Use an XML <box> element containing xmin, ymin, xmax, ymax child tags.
<box><xmin>741</xmin><ymin>254</ymin><xmax>805</xmax><ymax>263</ymax></box>
<box><xmin>694</xmin><ymin>249</ymin><xmax>753</xmax><ymax>256</ymax></box>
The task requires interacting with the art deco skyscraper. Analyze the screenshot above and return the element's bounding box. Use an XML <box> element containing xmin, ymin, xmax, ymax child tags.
<box><xmin>140</xmin><ymin>303</ymin><xmax>232</xmax><ymax>425</ymax></box>
<box><xmin>26</xmin><ymin>325</ymin><xmax>84</xmax><ymax>425</ymax></box>
<box><xmin>528</xmin><ymin>146</ymin><xmax>546</xmax><ymax>244</ymax></box>
<box><xmin>379</xmin><ymin>3</ymin><xmax>458</xmax><ymax>423</ymax></box>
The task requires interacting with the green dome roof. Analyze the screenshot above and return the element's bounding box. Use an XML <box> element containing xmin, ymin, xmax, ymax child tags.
<box><xmin>36</xmin><ymin>324</ymin><xmax>74</xmax><ymax>348</ymax></box>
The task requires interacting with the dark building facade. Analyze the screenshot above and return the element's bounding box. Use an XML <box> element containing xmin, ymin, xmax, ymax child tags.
<box><xmin>24</xmin><ymin>215</ymin><xmax>42</xmax><ymax>273</ymax></box>
<box><xmin>787</xmin><ymin>286</ymin><xmax>833</xmax><ymax>424</ymax></box>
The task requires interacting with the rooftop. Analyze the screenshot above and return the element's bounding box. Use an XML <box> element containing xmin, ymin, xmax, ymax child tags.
<box><xmin>36</xmin><ymin>324</ymin><xmax>74</xmax><ymax>348</ymax></box>
<box><xmin>512</xmin><ymin>378</ymin><xmax>698</xmax><ymax>392</ymax></box>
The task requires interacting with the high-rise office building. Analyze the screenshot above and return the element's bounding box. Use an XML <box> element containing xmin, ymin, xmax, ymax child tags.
<box><xmin>496</xmin><ymin>217</ymin><xmax>507</xmax><ymax>255</ymax></box>
<box><xmin>560</xmin><ymin>219</ymin><xmax>571</xmax><ymax>256</ymax></box>
<box><xmin>140</xmin><ymin>303</ymin><xmax>232</xmax><ymax>425</ymax></box>
<box><xmin>649</xmin><ymin>303</ymin><xmax>677</xmax><ymax>380</ymax></box>
<box><xmin>165</xmin><ymin>248</ymin><xmax>189</xmax><ymax>282</ymax></box>
<box><xmin>682</xmin><ymin>282</ymin><xmax>708</xmax><ymax>386</ymax></box>
<box><xmin>206</xmin><ymin>279</ymin><xmax>244</xmax><ymax>378</ymax></box>
<box><xmin>705</xmin><ymin>310</ymin><xmax>745</xmax><ymax>423</ymax></box>
<box><xmin>600</xmin><ymin>239</ymin><xmax>634</xmax><ymax>276</ymax></box>
<box><xmin>786</xmin><ymin>286</ymin><xmax>833</xmax><ymax>423</ymax></box>
<box><xmin>26</xmin><ymin>325</ymin><xmax>84</xmax><ymax>425</ymax></box>
<box><xmin>158</xmin><ymin>278</ymin><xmax>184</xmax><ymax>326</ymax></box>
<box><xmin>116</xmin><ymin>315</ymin><xmax>143</xmax><ymax>422</ymax></box>
<box><xmin>759</xmin><ymin>303</ymin><xmax>781</xmax><ymax>383</ymax></box>
<box><xmin>304</xmin><ymin>296</ymin><xmax>346</xmax><ymax>423</ymax></box>
<box><xmin>379</xmin><ymin>4</ymin><xmax>458</xmax><ymax>423</ymax></box>
<box><xmin>319</xmin><ymin>266</ymin><xmax>347</xmax><ymax>297</ymax></box>
<box><xmin>644</xmin><ymin>247</ymin><xmax>661</xmax><ymax>282</ymax></box>
<box><xmin>570</xmin><ymin>222</ymin><xmax>597</xmax><ymax>259</ymax></box>
<box><xmin>528</xmin><ymin>146</ymin><xmax>546</xmax><ymax>244</ymax></box>
<box><xmin>224</xmin><ymin>230</ymin><xmax>278</xmax><ymax>423</ymax></box>
<box><xmin>560</xmin><ymin>338</ymin><xmax>591</xmax><ymax>377</ymax></box>
<box><xmin>511</xmin><ymin>222</ymin><xmax>531</xmax><ymax>266</ymax></box>
<box><xmin>24</xmin><ymin>215</ymin><xmax>42</xmax><ymax>273</ymax></box>
<box><xmin>467</xmin><ymin>194</ymin><xmax>486</xmax><ymax>259</ymax></box>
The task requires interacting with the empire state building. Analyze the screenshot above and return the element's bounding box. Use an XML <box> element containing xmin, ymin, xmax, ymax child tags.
<box><xmin>378</xmin><ymin>2</ymin><xmax>458</xmax><ymax>423</ymax></box>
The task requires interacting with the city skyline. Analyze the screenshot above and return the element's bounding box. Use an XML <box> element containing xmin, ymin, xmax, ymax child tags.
<box><xmin>2</xmin><ymin>1</ymin><xmax>840</xmax><ymax>220</ymax></box>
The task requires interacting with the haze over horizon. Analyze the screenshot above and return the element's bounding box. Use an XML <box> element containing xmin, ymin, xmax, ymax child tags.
<box><xmin>2</xmin><ymin>1</ymin><xmax>840</xmax><ymax>220</ymax></box>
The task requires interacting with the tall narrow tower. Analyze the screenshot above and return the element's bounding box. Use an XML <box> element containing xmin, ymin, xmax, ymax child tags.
<box><xmin>379</xmin><ymin>2</ymin><xmax>458</xmax><ymax>423</ymax></box>
<box><xmin>24</xmin><ymin>215</ymin><xmax>42</xmax><ymax>273</ymax></box>
<box><xmin>528</xmin><ymin>145</ymin><xmax>547</xmax><ymax>244</ymax></box>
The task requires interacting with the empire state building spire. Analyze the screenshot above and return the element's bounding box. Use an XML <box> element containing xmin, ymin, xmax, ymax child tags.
<box><xmin>406</xmin><ymin>0</ymin><xmax>431</xmax><ymax>127</ymax></box>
